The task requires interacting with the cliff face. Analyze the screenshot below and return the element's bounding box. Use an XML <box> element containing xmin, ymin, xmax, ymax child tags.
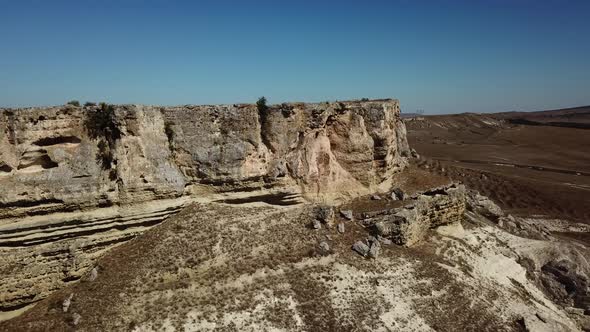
<box><xmin>0</xmin><ymin>99</ymin><xmax>409</xmax><ymax>310</ymax></box>
<box><xmin>1</xmin><ymin>100</ymin><xmax>407</xmax><ymax>213</ymax></box>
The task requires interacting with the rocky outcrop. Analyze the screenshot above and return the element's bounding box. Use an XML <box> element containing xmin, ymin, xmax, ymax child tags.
<box><xmin>0</xmin><ymin>198</ymin><xmax>186</xmax><ymax>311</ymax></box>
<box><xmin>464</xmin><ymin>190</ymin><xmax>590</xmax><ymax>322</ymax></box>
<box><xmin>0</xmin><ymin>99</ymin><xmax>409</xmax><ymax>311</ymax></box>
<box><xmin>365</xmin><ymin>184</ymin><xmax>466</xmax><ymax>246</ymax></box>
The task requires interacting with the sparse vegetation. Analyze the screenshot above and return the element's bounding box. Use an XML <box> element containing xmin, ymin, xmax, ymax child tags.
<box><xmin>67</xmin><ymin>100</ymin><xmax>80</xmax><ymax>107</ymax></box>
<box><xmin>86</xmin><ymin>103</ymin><xmax>120</xmax><ymax>141</ymax></box>
<box><xmin>84</xmin><ymin>102</ymin><xmax>96</xmax><ymax>107</ymax></box>
<box><xmin>84</xmin><ymin>103</ymin><xmax>121</xmax><ymax>177</ymax></box>
<box><xmin>164</xmin><ymin>122</ymin><xmax>175</xmax><ymax>152</ymax></box>
<box><xmin>361</xmin><ymin>98</ymin><xmax>369</xmax><ymax>102</ymax></box>
<box><xmin>256</xmin><ymin>96</ymin><xmax>268</xmax><ymax>113</ymax></box>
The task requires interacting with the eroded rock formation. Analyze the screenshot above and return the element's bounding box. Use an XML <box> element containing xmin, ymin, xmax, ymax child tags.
<box><xmin>372</xmin><ymin>184</ymin><xmax>466</xmax><ymax>246</ymax></box>
<box><xmin>0</xmin><ymin>99</ymin><xmax>409</xmax><ymax>310</ymax></box>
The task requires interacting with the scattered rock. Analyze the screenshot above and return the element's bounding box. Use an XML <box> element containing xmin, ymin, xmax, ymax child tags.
<box><xmin>340</xmin><ymin>209</ymin><xmax>353</xmax><ymax>220</ymax></box>
<box><xmin>466</xmin><ymin>190</ymin><xmax>504</xmax><ymax>219</ymax></box>
<box><xmin>392</xmin><ymin>188</ymin><xmax>405</xmax><ymax>200</ymax></box>
<box><xmin>89</xmin><ymin>267</ymin><xmax>98</xmax><ymax>281</ymax></box>
<box><xmin>352</xmin><ymin>241</ymin><xmax>370</xmax><ymax>257</ymax></box>
<box><xmin>536</xmin><ymin>312</ymin><xmax>548</xmax><ymax>323</ymax></box>
<box><xmin>410</xmin><ymin>148</ymin><xmax>419</xmax><ymax>158</ymax></box>
<box><xmin>368</xmin><ymin>241</ymin><xmax>380</xmax><ymax>259</ymax></box>
<box><xmin>313</xmin><ymin>219</ymin><xmax>322</xmax><ymax>230</ymax></box>
<box><xmin>316</xmin><ymin>206</ymin><xmax>335</xmax><ymax>227</ymax></box>
<box><xmin>371</xmin><ymin>194</ymin><xmax>381</xmax><ymax>200</ymax></box>
<box><xmin>72</xmin><ymin>313</ymin><xmax>81</xmax><ymax>326</ymax></box>
<box><xmin>337</xmin><ymin>223</ymin><xmax>345</xmax><ymax>233</ymax></box>
<box><xmin>63</xmin><ymin>293</ymin><xmax>74</xmax><ymax>313</ymax></box>
<box><xmin>367</xmin><ymin>236</ymin><xmax>378</xmax><ymax>244</ymax></box>
<box><xmin>378</xmin><ymin>236</ymin><xmax>392</xmax><ymax>245</ymax></box>
<box><xmin>318</xmin><ymin>241</ymin><xmax>330</xmax><ymax>255</ymax></box>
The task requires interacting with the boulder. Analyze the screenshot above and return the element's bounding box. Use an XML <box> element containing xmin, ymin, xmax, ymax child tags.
<box><xmin>316</xmin><ymin>206</ymin><xmax>335</xmax><ymax>227</ymax></box>
<box><xmin>318</xmin><ymin>241</ymin><xmax>330</xmax><ymax>255</ymax></box>
<box><xmin>541</xmin><ymin>259</ymin><xmax>589</xmax><ymax>309</ymax></box>
<box><xmin>352</xmin><ymin>241</ymin><xmax>370</xmax><ymax>257</ymax></box>
<box><xmin>72</xmin><ymin>313</ymin><xmax>81</xmax><ymax>326</ymax></box>
<box><xmin>378</xmin><ymin>236</ymin><xmax>392</xmax><ymax>245</ymax></box>
<box><xmin>340</xmin><ymin>209</ymin><xmax>353</xmax><ymax>220</ymax></box>
<box><xmin>89</xmin><ymin>267</ymin><xmax>98</xmax><ymax>282</ymax></box>
<box><xmin>368</xmin><ymin>241</ymin><xmax>380</xmax><ymax>259</ymax></box>
<box><xmin>466</xmin><ymin>190</ymin><xmax>504</xmax><ymax>219</ymax></box>
<box><xmin>392</xmin><ymin>188</ymin><xmax>405</xmax><ymax>200</ymax></box>
<box><xmin>375</xmin><ymin>184</ymin><xmax>466</xmax><ymax>246</ymax></box>
<box><xmin>312</xmin><ymin>219</ymin><xmax>322</xmax><ymax>230</ymax></box>
<box><xmin>63</xmin><ymin>293</ymin><xmax>74</xmax><ymax>313</ymax></box>
<box><xmin>390</xmin><ymin>192</ymin><xmax>398</xmax><ymax>201</ymax></box>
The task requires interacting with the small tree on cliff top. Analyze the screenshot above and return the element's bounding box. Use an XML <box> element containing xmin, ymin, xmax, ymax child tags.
<box><xmin>256</xmin><ymin>96</ymin><xmax>268</xmax><ymax>112</ymax></box>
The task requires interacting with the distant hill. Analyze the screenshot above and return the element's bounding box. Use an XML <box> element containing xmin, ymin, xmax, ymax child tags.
<box><xmin>406</xmin><ymin>105</ymin><xmax>590</xmax><ymax>130</ymax></box>
<box><xmin>491</xmin><ymin>105</ymin><xmax>590</xmax><ymax>129</ymax></box>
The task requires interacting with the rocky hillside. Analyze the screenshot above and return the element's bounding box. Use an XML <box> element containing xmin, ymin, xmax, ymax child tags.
<box><xmin>0</xmin><ymin>99</ymin><xmax>409</xmax><ymax>312</ymax></box>
<box><xmin>2</xmin><ymin>168</ymin><xmax>588</xmax><ymax>331</ymax></box>
<box><xmin>2</xmin><ymin>99</ymin><xmax>590</xmax><ymax>331</ymax></box>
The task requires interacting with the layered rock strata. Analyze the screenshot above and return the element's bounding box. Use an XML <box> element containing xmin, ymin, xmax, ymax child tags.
<box><xmin>0</xmin><ymin>99</ymin><xmax>409</xmax><ymax>310</ymax></box>
<box><xmin>368</xmin><ymin>184</ymin><xmax>466</xmax><ymax>246</ymax></box>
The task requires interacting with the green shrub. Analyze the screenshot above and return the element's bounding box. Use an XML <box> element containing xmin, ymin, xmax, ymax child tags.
<box><xmin>256</xmin><ymin>96</ymin><xmax>268</xmax><ymax>113</ymax></box>
<box><xmin>67</xmin><ymin>100</ymin><xmax>80</xmax><ymax>107</ymax></box>
<box><xmin>96</xmin><ymin>139</ymin><xmax>113</xmax><ymax>170</ymax></box>
<box><xmin>84</xmin><ymin>101</ymin><xmax>96</xmax><ymax>107</ymax></box>
<box><xmin>360</xmin><ymin>98</ymin><xmax>369</xmax><ymax>102</ymax></box>
<box><xmin>84</xmin><ymin>103</ymin><xmax>121</xmax><ymax>176</ymax></box>
<box><xmin>164</xmin><ymin>122</ymin><xmax>175</xmax><ymax>152</ymax></box>
<box><xmin>85</xmin><ymin>103</ymin><xmax>120</xmax><ymax>141</ymax></box>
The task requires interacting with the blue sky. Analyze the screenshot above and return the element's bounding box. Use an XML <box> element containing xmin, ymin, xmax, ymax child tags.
<box><xmin>1</xmin><ymin>0</ymin><xmax>589</xmax><ymax>113</ymax></box>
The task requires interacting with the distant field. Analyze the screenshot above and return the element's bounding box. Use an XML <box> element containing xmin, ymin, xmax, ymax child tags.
<box><xmin>405</xmin><ymin>106</ymin><xmax>590</xmax><ymax>224</ymax></box>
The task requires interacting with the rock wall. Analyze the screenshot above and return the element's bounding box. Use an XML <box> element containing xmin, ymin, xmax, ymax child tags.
<box><xmin>1</xmin><ymin>99</ymin><xmax>408</xmax><ymax>216</ymax></box>
<box><xmin>0</xmin><ymin>99</ymin><xmax>409</xmax><ymax>310</ymax></box>
<box><xmin>370</xmin><ymin>184</ymin><xmax>466</xmax><ymax>246</ymax></box>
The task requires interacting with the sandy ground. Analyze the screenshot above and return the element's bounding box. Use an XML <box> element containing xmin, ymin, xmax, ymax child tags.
<box><xmin>406</xmin><ymin>113</ymin><xmax>590</xmax><ymax>227</ymax></box>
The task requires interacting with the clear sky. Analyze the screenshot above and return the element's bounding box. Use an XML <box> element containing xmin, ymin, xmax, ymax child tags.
<box><xmin>1</xmin><ymin>0</ymin><xmax>589</xmax><ymax>114</ymax></box>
